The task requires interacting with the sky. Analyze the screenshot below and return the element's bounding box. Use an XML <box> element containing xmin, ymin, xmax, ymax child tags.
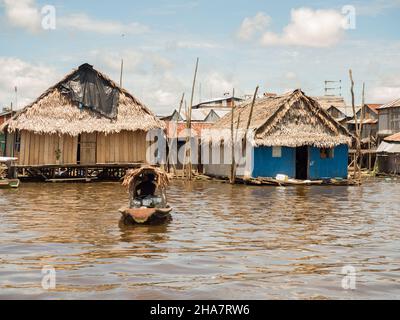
<box><xmin>0</xmin><ymin>0</ymin><xmax>400</xmax><ymax>115</ymax></box>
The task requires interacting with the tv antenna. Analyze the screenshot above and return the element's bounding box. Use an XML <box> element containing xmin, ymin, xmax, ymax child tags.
<box><xmin>324</xmin><ymin>80</ymin><xmax>342</xmax><ymax>96</ymax></box>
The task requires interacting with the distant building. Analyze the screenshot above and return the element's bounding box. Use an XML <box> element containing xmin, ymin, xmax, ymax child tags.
<box><xmin>347</xmin><ymin>104</ymin><xmax>381</xmax><ymax>141</ymax></box>
<box><xmin>192</xmin><ymin>95</ymin><xmax>244</xmax><ymax>109</ymax></box>
<box><xmin>377</xmin><ymin>133</ymin><xmax>400</xmax><ymax>174</ymax></box>
<box><xmin>162</xmin><ymin>105</ymin><xmax>233</xmax><ymax>170</ymax></box>
<box><xmin>377</xmin><ymin>98</ymin><xmax>400</xmax><ymax>141</ymax></box>
<box><xmin>203</xmin><ymin>90</ymin><xmax>352</xmax><ymax>180</ymax></box>
<box><xmin>0</xmin><ymin>109</ymin><xmax>16</xmax><ymax>156</ymax></box>
<box><xmin>313</xmin><ymin>96</ymin><xmax>352</xmax><ymax>125</ymax></box>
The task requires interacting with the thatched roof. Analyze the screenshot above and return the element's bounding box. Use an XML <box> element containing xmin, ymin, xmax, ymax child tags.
<box><xmin>122</xmin><ymin>166</ymin><xmax>170</xmax><ymax>193</ymax></box>
<box><xmin>203</xmin><ymin>89</ymin><xmax>352</xmax><ymax>148</ymax></box>
<box><xmin>1</xmin><ymin>64</ymin><xmax>164</xmax><ymax>135</ymax></box>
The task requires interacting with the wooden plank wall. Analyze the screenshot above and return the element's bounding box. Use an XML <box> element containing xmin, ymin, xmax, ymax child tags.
<box><xmin>19</xmin><ymin>131</ymin><xmax>77</xmax><ymax>166</ymax></box>
<box><xmin>97</xmin><ymin>130</ymin><xmax>147</xmax><ymax>164</ymax></box>
<box><xmin>16</xmin><ymin>130</ymin><xmax>147</xmax><ymax>166</ymax></box>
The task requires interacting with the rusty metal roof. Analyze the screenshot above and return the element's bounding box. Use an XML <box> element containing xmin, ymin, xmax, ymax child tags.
<box><xmin>385</xmin><ymin>132</ymin><xmax>400</xmax><ymax>142</ymax></box>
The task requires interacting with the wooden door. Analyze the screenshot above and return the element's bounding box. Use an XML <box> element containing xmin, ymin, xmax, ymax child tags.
<box><xmin>79</xmin><ymin>133</ymin><xmax>97</xmax><ymax>164</ymax></box>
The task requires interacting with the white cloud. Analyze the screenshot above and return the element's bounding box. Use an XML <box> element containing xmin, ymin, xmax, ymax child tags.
<box><xmin>259</xmin><ymin>8</ymin><xmax>347</xmax><ymax>47</ymax></box>
<box><xmin>0</xmin><ymin>57</ymin><xmax>58</xmax><ymax>109</ymax></box>
<box><xmin>153</xmin><ymin>89</ymin><xmax>178</xmax><ymax>107</ymax></box>
<box><xmin>92</xmin><ymin>49</ymin><xmax>173</xmax><ymax>75</ymax></box>
<box><xmin>3</xmin><ymin>0</ymin><xmax>41</xmax><ymax>33</ymax></box>
<box><xmin>58</xmin><ymin>13</ymin><xmax>149</xmax><ymax>35</ymax></box>
<box><xmin>2</xmin><ymin>1</ymin><xmax>149</xmax><ymax>35</ymax></box>
<box><xmin>368</xmin><ymin>86</ymin><xmax>400</xmax><ymax>103</ymax></box>
<box><xmin>168</xmin><ymin>41</ymin><xmax>222</xmax><ymax>50</ymax></box>
<box><xmin>87</xmin><ymin>49</ymin><xmax>182</xmax><ymax>113</ymax></box>
<box><xmin>237</xmin><ymin>12</ymin><xmax>271</xmax><ymax>41</ymax></box>
<box><xmin>203</xmin><ymin>72</ymin><xmax>235</xmax><ymax>97</ymax></box>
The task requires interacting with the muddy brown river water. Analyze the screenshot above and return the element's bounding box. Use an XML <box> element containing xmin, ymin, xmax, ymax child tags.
<box><xmin>0</xmin><ymin>179</ymin><xmax>399</xmax><ymax>299</ymax></box>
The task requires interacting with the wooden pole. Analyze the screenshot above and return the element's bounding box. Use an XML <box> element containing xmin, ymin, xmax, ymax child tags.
<box><xmin>349</xmin><ymin>70</ymin><xmax>361</xmax><ymax>184</ymax></box>
<box><xmin>368</xmin><ymin>134</ymin><xmax>372</xmax><ymax>171</ymax></box>
<box><xmin>170</xmin><ymin>93</ymin><xmax>185</xmax><ymax>175</ymax></box>
<box><xmin>358</xmin><ymin>82</ymin><xmax>366</xmax><ymax>173</ymax></box>
<box><xmin>120</xmin><ymin>59</ymin><xmax>124</xmax><ymax>87</ymax></box>
<box><xmin>241</xmin><ymin>86</ymin><xmax>259</xmax><ymax>177</ymax></box>
<box><xmin>230</xmin><ymin>89</ymin><xmax>236</xmax><ymax>184</ymax></box>
<box><xmin>182</xmin><ymin>100</ymin><xmax>188</xmax><ymax>179</ymax></box>
<box><xmin>185</xmin><ymin>58</ymin><xmax>199</xmax><ymax>181</ymax></box>
<box><xmin>246</xmin><ymin>86</ymin><xmax>259</xmax><ymax>131</ymax></box>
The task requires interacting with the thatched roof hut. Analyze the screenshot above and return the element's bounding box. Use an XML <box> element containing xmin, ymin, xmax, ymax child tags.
<box><xmin>1</xmin><ymin>63</ymin><xmax>164</xmax><ymax>135</ymax></box>
<box><xmin>204</xmin><ymin>89</ymin><xmax>351</xmax><ymax>148</ymax></box>
<box><xmin>1</xmin><ymin>64</ymin><xmax>164</xmax><ymax>167</ymax></box>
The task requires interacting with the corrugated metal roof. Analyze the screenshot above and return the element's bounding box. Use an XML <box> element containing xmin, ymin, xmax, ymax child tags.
<box><xmin>326</xmin><ymin>105</ymin><xmax>361</xmax><ymax>118</ymax></box>
<box><xmin>212</xmin><ymin>109</ymin><xmax>231</xmax><ymax>118</ymax></box>
<box><xmin>168</xmin><ymin>107</ymin><xmax>232</xmax><ymax>122</ymax></box>
<box><xmin>377</xmin><ymin>98</ymin><xmax>400</xmax><ymax>110</ymax></box>
<box><xmin>313</xmin><ymin>96</ymin><xmax>347</xmax><ymax>109</ymax></box>
<box><xmin>365</xmin><ymin>104</ymin><xmax>382</xmax><ymax>114</ymax></box>
<box><xmin>193</xmin><ymin>96</ymin><xmax>243</xmax><ymax>108</ymax></box>
<box><xmin>377</xmin><ymin>141</ymin><xmax>400</xmax><ymax>153</ymax></box>
<box><xmin>347</xmin><ymin>119</ymin><xmax>378</xmax><ymax>125</ymax></box>
<box><xmin>0</xmin><ymin>110</ymin><xmax>14</xmax><ymax>117</ymax></box>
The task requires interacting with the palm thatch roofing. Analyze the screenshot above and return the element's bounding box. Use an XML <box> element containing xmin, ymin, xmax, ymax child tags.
<box><xmin>1</xmin><ymin>64</ymin><xmax>164</xmax><ymax>136</ymax></box>
<box><xmin>122</xmin><ymin>166</ymin><xmax>170</xmax><ymax>193</ymax></box>
<box><xmin>203</xmin><ymin>89</ymin><xmax>352</xmax><ymax>148</ymax></box>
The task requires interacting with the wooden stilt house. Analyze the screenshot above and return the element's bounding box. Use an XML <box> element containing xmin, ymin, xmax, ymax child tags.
<box><xmin>203</xmin><ymin>90</ymin><xmax>352</xmax><ymax>180</ymax></box>
<box><xmin>0</xmin><ymin>64</ymin><xmax>164</xmax><ymax>171</ymax></box>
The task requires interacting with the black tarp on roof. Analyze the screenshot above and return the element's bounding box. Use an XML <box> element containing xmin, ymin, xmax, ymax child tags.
<box><xmin>60</xmin><ymin>63</ymin><xmax>119</xmax><ymax>119</ymax></box>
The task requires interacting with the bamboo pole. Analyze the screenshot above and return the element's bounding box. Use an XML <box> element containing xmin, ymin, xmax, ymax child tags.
<box><xmin>185</xmin><ymin>58</ymin><xmax>199</xmax><ymax>181</ymax></box>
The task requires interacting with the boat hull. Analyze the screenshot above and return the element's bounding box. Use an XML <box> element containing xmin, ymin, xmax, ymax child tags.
<box><xmin>119</xmin><ymin>207</ymin><xmax>172</xmax><ymax>225</ymax></box>
<box><xmin>0</xmin><ymin>179</ymin><xmax>20</xmax><ymax>189</ymax></box>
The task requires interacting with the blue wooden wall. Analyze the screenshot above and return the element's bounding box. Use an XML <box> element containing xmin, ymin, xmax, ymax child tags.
<box><xmin>251</xmin><ymin>145</ymin><xmax>348</xmax><ymax>180</ymax></box>
<box><xmin>252</xmin><ymin>147</ymin><xmax>295</xmax><ymax>178</ymax></box>
<box><xmin>309</xmin><ymin>145</ymin><xmax>348</xmax><ymax>180</ymax></box>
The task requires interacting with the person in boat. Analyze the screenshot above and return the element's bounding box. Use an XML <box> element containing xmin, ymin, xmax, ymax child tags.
<box><xmin>135</xmin><ymin>173</ymin><xmax>157</xmax><ymax>199</ymax></box>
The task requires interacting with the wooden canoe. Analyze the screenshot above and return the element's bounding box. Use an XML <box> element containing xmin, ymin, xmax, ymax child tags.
<box><xmin>0</xmin><ymin>179</ymin><xmax>20</xmax><ymax>189</ymax></box>
<box><xmin>119</xmin><ymin>206</ymin><xmax>172</xmax><ymax>225</ymax></box>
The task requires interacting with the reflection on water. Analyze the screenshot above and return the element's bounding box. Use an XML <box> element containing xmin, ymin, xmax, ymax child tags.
<box><xmin>0</xmin><ymin>179</ymin><xmax>399</xmax><ymax>299</ymax></box>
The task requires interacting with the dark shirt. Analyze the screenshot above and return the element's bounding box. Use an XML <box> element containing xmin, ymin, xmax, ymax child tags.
<box><xmin>135</xmin><ymin>181</ymin><xmax>156</xmax><ymax>198</ymax></box>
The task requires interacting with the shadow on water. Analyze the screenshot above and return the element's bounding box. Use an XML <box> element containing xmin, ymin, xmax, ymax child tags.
<box><xmin>0</xmin><ymin>179</ymin><xmax>399</xmax><ymax>299</ymax></box>
<box><xmin>118</xmin><ymin>219</ymin><xmax>171</xmax><ymax>244</ymax></box>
